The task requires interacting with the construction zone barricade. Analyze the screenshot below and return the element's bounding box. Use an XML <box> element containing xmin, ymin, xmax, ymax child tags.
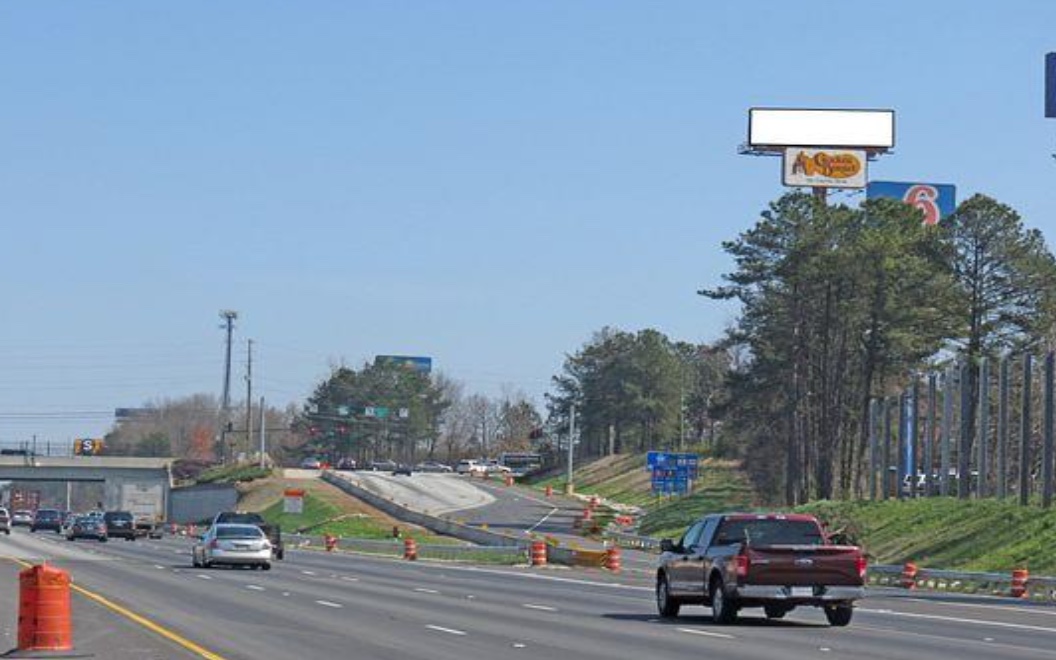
<box><xmin>18</xmin><ymin>563</ymin><xmax>73</xmax><ymax>653</ymax></box>
<box><xmin>404</xmin><ymin>538</ymin><xmax>418</xmax><ymax>561</ymax></box>
<box><xmin>604</xmin><ymin>545</ymin><xmax>621</xmax><ymax>573</ymax></box>
<box><xmin>530</xmin><ymin>540</ymin><xmax>548</xmax><ymax>567</ymax></box>
<box><xmin>324</xmin><ymin>534</ymin><xmax>338</xmax><ymax>552</ymax></box>
<box><xmin>568</xmin><ymin>548</ymin><xmax>609</xmax><ymax>569</ymax></box>
<box><xmin>1011</xmin><ymin>568</ymin><xmax>1029</xmax><ymax>598</ymax></box>
<box><xmin>544</xmin><ymin>485</ymin><xmax>553</xmax><ymax>498</ymax></box>
<box><xmin>901</xmin><ymin>561</ymin><xmax>918</xmax><ymax>589</ymax></box>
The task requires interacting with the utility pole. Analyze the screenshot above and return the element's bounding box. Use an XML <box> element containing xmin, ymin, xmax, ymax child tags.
<box><xmin>245</xmin><ymin>339</ymin><xmax>253</xmax><ymax>463</ymax></box>
<box><xmin>259</xmin><ymin>395</ymin><xmax>267</xmax><ymax>470</ymax></box>
<box><xmin>219</xmin><ymin>310</ymin><xmax>238</xmax><ymax>462</ymax></box>
<box><xmin>565</xmin><ymin>404</ymin><xmax>576</xmax><ymax>495</ymax></box>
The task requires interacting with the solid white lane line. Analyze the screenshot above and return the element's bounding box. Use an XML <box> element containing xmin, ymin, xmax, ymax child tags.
<box><xmin>301</xmin><ymin>570</ymin><xmax>317</xmax><ymax>576</ymax></box>
<box><xmin>196</xmin><ymin>574</ymin><xmax>212</xmax><ymax>580</ymax></box>
<box><xmin>341</xmin><ymin>576</ymin><xmax>359</xmax><ymax>582</ymax></box>
<box><xmin>154</xmin><ymin>565</ymin><xmax>165</xmax><ymax>570</ymax></box>
<box><xmin>315</xmin><ymin>600</ymin><xmax>343</xmax><ymax>608</ymax></box>
<box><xmin>426</xmin><ymin>625</ymin><xmax>467</xmax><ymax>636</ymax></box>
<box><xmin>677</xmin><ymin>628</ymin><xmax>735</xmax><ymax>640</ymax></box>
<box><xmin>522</xmin><ymin>604</ymin><xmax>557</xmax><ymax>612</ymax></box>
<box><xmin>859</xmin><ymin>608</ymin><xmax>1056</xmax><ymax>634</ymax></box>
<box><xmin>246</xmin><ymin>585</ymin><xmax>265</xmax><ymax>591</ymax></box>
<box><xmin>415</xmin><ymin>588</ymin><xmax>440</xmax><ymax>594</ymax></box>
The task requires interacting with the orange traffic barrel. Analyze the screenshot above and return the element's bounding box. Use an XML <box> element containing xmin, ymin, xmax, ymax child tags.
<box><xmin>324</xmin><ymin>534</ymin><xmax>337</xmax><ymax>552</ymax></box>
<box><xmin>589</xmin><ymin>496</ymin><xmax>600</xmax><ymax>509</ymax></box>
<box><xmin>1011</xmin><ymin>568</ymin><xmax>1029</xmax><ymax>598</ymax></box>
<box><xmin>504</xmin><ymin>474</ymin><xmax>514</xmax><ymax>487</ymax></box>
<box><xmin>900</xmin><ymin>561</ymin><xmax>918</xmax><ymax>589</ymax></box>
<box><xmin>605</xmin><ymin>546</ymin><xmax>622</xmax><ymax>573</ymax></box>
<box><xmin>582</xmin><ymin>508</ymin><xmax>593</xmax><ymax>523</ymax></box>
<box><xmin>545</xmin><ymin>485</ymin><xmax>553</xmax><ymax>498</ymax></box>
<box><xmin>404</xmin><ymin>538</ymin><xmax>418</xmax><ymax>561</ymax></box>
<box><xmin>18</xmin><ymin>563</ymin><xmax>73</xmax><ymax>652</ymax></box>
<box><xmin>530</xmin><ymin>541</ymin><xmax>547</xmax><ymax>567</ymax></box>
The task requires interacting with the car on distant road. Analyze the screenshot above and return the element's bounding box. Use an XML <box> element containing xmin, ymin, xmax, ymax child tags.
<box><xmin>369</xmin><ymin>459</ymin><xmax>398</xmax><ymax>472</ymax></box>
<box><xmin>392</xmin><ymin>464</ymin><xmax>413</xmax><ymax>476</ymax></box>
<box><xmin>103</xmin><ymin>511</ymin><xmax>137</xmax><ymax>540</ymax></box>
<box><xmin>0</xmin><ymin>507</ymin><xmax>10</xmax><ymax>535</ymax></box>
<box><xmin>655</xmin><ymin>513</ymin><xmax>866</xmax><ymax>626</ymax></box>
<box><xmin>455</xmin><ymin>459</ymin><xmax>482</xmax><ymax>475</ymax></box>
<box><xmin>299</xmin><ymin>457</ymin><xmax>322</xmax><ymax>469</ymax></box>
<box><xmin>336</xmin><ymin>458</ymin><xmax>357</xmax><ymax>470</ymax></box>
<box><xmin>192</xmin><ymin>523</ymin><xmax>273</xmax><ymax>570</ymax></box>
<box><xmin>414</xmin><ymin>461</ymin><xmax>453</xmax><ymax>473</ymax></box>
<box><xmin>30</xmin><ymin>508</ymin><xmax>63</xmax><ymax>533</ymax></box>
<box><xmin>65</xmin><ymin>515</ymin><xmax>108</xmax><ymax>542</ymax></box>
<box><xmin>11</xmin><ymin>510</ymin><xmax>34</xmax><ymax>527</ymax></box>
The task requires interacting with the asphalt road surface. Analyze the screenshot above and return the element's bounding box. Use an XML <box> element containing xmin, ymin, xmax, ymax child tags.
<box><xmin>5</xmin><ymin>526</ymin><xmax>1056</xmax><ymax>660</ymax></box>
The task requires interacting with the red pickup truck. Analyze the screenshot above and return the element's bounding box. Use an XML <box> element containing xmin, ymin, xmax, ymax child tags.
<box><xmin>656</xmin><ymin>513</ymin><xmax>866</xmax><ymax>626</ymax></box>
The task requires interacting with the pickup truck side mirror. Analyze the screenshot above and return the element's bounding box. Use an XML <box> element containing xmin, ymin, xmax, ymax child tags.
<box><xmin>660</xmin><ymin>539</ymin><xmax>676</xmax><ymax>553</ymax></box>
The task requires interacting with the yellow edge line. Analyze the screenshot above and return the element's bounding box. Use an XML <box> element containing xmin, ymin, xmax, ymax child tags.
<box><xmin>2</xmin><ymin>556</ymin><xmax>227</xmax><ymax>660</ymax></box>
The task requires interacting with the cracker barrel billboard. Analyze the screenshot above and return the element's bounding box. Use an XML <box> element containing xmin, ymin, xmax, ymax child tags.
<box><xmin>783</xmin><ymin>148</ymin><xmax>867</xmax><ymax>189</ymax></box>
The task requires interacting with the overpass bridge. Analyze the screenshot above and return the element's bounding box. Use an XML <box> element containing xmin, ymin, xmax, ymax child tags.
<box><xmin>0</xmin><ymin>456</ymin><xmax>173</xmax><ymax>513</ymax></box>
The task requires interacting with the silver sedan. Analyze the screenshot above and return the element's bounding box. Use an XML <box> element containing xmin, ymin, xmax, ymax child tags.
<box><xmin>192</xmin><ymin>524</ymin><xmax>272</xmax><ymax>570</ymax></box>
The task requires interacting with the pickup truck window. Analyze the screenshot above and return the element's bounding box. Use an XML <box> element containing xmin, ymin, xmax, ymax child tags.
<box><xmin>712</xmin><ymin>519</ymin><xmax>824</xmax><ymax>546</ymax></box>
<box><xmin>679</xmin><ymin>521</ymin><xmax>706</xmax><ymax>550</ymax></box>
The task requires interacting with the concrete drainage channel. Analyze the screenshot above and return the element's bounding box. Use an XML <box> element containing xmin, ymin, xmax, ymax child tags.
<box><xmin>319</xmin><ymin>471</ymin><xmax>586</xmax><ymax>567</ymax></box>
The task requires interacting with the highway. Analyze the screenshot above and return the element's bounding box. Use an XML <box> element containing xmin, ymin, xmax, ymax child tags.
<box><xmin>5</xmin><ymin>526</ymin><xmax>1056</xmax><ymax>659</ymax></box>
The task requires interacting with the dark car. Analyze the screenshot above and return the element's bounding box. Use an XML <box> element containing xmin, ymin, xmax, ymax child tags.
<box><xmin>103</xmin><ymin>511</ymin><xmax>136</xmax><ymax>540</ymax></box>
<box><xmin>369</xmin><ymin>459</ymin><xmax>397</xmax><ymax>471</ymax></box>
<box><xmin>392</xmin><ymin>464</ymin><xmax>413</xmax><ymax>476</ymax></box>
<box><xmin>66</xmin><ymin>515</ymin><xmax>108</xmax><ymax>542</ymax></box>
<box><xmin>0</xmin><ymin>507</ymin><xmax>10</xmax><ymax>535</ymax></box>
<box><xmin>30</xmin><ymin>508</ymin><xmax>63</xmax><ymax>533</ymax></box>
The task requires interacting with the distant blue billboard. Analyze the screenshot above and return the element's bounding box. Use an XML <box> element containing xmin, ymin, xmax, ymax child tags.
<box><xmin>1047</xmin><ymin>53</ymin><xmax>1056</xmax><ymax>118</ymax></box>
<box><xmin>866</xmin><ymin>181</ymin><xmax>956</xmax><ymax>226</ymax></box>
<box><xmin>375</xmin><ymin>355</ymin><xmax>433</xmax><ymax>374</ymax></box>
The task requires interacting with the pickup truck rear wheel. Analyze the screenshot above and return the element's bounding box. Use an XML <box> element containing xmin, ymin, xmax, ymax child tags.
<box><xmin>656</xmin><ymin>576</ymin><xmax>681</xmax><ymax>618</ymax></box>
<box><xmin>824</xmin><ymin>604</ymin><xmax>853</xmax><ymax>627</ymax></box>
<box><xmin>710</xmin><ymin>576</ymin><xmax>738</xmax><ymax>624</ymax></box>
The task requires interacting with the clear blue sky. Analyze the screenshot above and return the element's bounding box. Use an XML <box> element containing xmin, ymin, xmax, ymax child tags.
<box><xmin>2</xmin><ymin>2</ymin><xmax>1054</xmax><ymax>445</ymax></box>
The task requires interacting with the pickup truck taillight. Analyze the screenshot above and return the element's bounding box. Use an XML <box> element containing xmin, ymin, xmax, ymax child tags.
<box><xmin>735</xmin><ymin>552</ymin><xmax>750</xmax><ymax>579</ymax></box>
<box><xmin>856</xmin><ymin>554</ymin><xmax>868</xmax><ymax>580</ymax></box>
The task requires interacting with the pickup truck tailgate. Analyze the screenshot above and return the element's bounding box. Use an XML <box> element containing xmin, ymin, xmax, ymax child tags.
<box><xmin>745</xmin><ymin>545</ymin><xmax>864</xmax><ymax>586</ymax></box>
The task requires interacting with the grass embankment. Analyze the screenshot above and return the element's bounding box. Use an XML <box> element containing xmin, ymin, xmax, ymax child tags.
<box><xmin>531</xmin><ymin>453</ymin><xmax>757</xmax><ymax>538</ymax></box>
<box><xmin>196</xmin><ymin>464</ymin><xmax>273</xmax><ymax>484</ymax></box>
<box><xmin>799</xmin><ymin>498</ymin><xmax>1056</xmax><ymax>574</ymax></box>
<box><xmin>239</xmin><ymin>476</ymin><xmax>457</xmax><ymax>544</ymax></box>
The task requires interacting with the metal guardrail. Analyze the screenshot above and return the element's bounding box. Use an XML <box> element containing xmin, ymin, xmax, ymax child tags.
<box><xmin>287</xmin><ymin>533</ymin><xmax>528</xmax><ymax>564</ymax></box>
<box><xmin>602</xmin><ymin>530</ymin><xmax>661</xmax><ymax>551</ymax></box>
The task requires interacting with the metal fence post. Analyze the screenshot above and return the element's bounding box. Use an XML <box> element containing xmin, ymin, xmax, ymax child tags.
<box><xmin>978</xmin><ymin>357</ymin><xmax>990</xmax><ymax>499</ymax></box>
<box><xmin>959</xmin><ymin>360</ymin><xmax>972</xmax><ymax>500</ymax></box>
<box><xmin>941</xmin><ymin>367</ymin><xmax>953</xmax><ymax>497</ymax></box>
<box><xmin>1044</xmin><ymin>352</ymin><xmax>1054</xmax><ymax>508</ymax></box>
<box><xmin>926</xmin><ymin>373</ymin><xmax>937</xmax><ymax>497</ymax></box>
<box><xmin>998</xmin><ymin>355</ymin><xmax>1009</xmax><ymax>499</ymax></box>
<box><xmin>1020</xmin><ymin>353</ymin><xmax>1034</xmax><ymax>507</ymax></box>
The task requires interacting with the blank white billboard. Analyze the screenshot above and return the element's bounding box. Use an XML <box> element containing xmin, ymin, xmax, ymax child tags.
<box><xmin>749</xmin><ymin>108</ymin><xmax>895</xmax><ymax>149</ymax></box>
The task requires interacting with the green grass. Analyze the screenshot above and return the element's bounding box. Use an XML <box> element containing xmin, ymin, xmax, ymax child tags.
<box><xmin>258</xmin><ymin>493</ymin><xmax>460</xmax><ymax>543</ymax></box>
<box><xmin>797</xmin><ymin>498</ymin><xmax>1056</xmax><ymax>574</ymax></box>
<box><xmin>196</xmin><ymin>464</ymin><xmax>273</xmax><ymax>484</ymax></box>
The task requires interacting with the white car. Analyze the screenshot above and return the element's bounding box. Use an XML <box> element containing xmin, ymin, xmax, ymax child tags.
<box><xmin>192</xmin><ymin>524</ymin><xmax>272</xmax><ymax>570</ymax></box>
<box><xmin>455</xmin><ymin>460</ymin><xmax>482</xmax><ymax>474</ymax></box>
